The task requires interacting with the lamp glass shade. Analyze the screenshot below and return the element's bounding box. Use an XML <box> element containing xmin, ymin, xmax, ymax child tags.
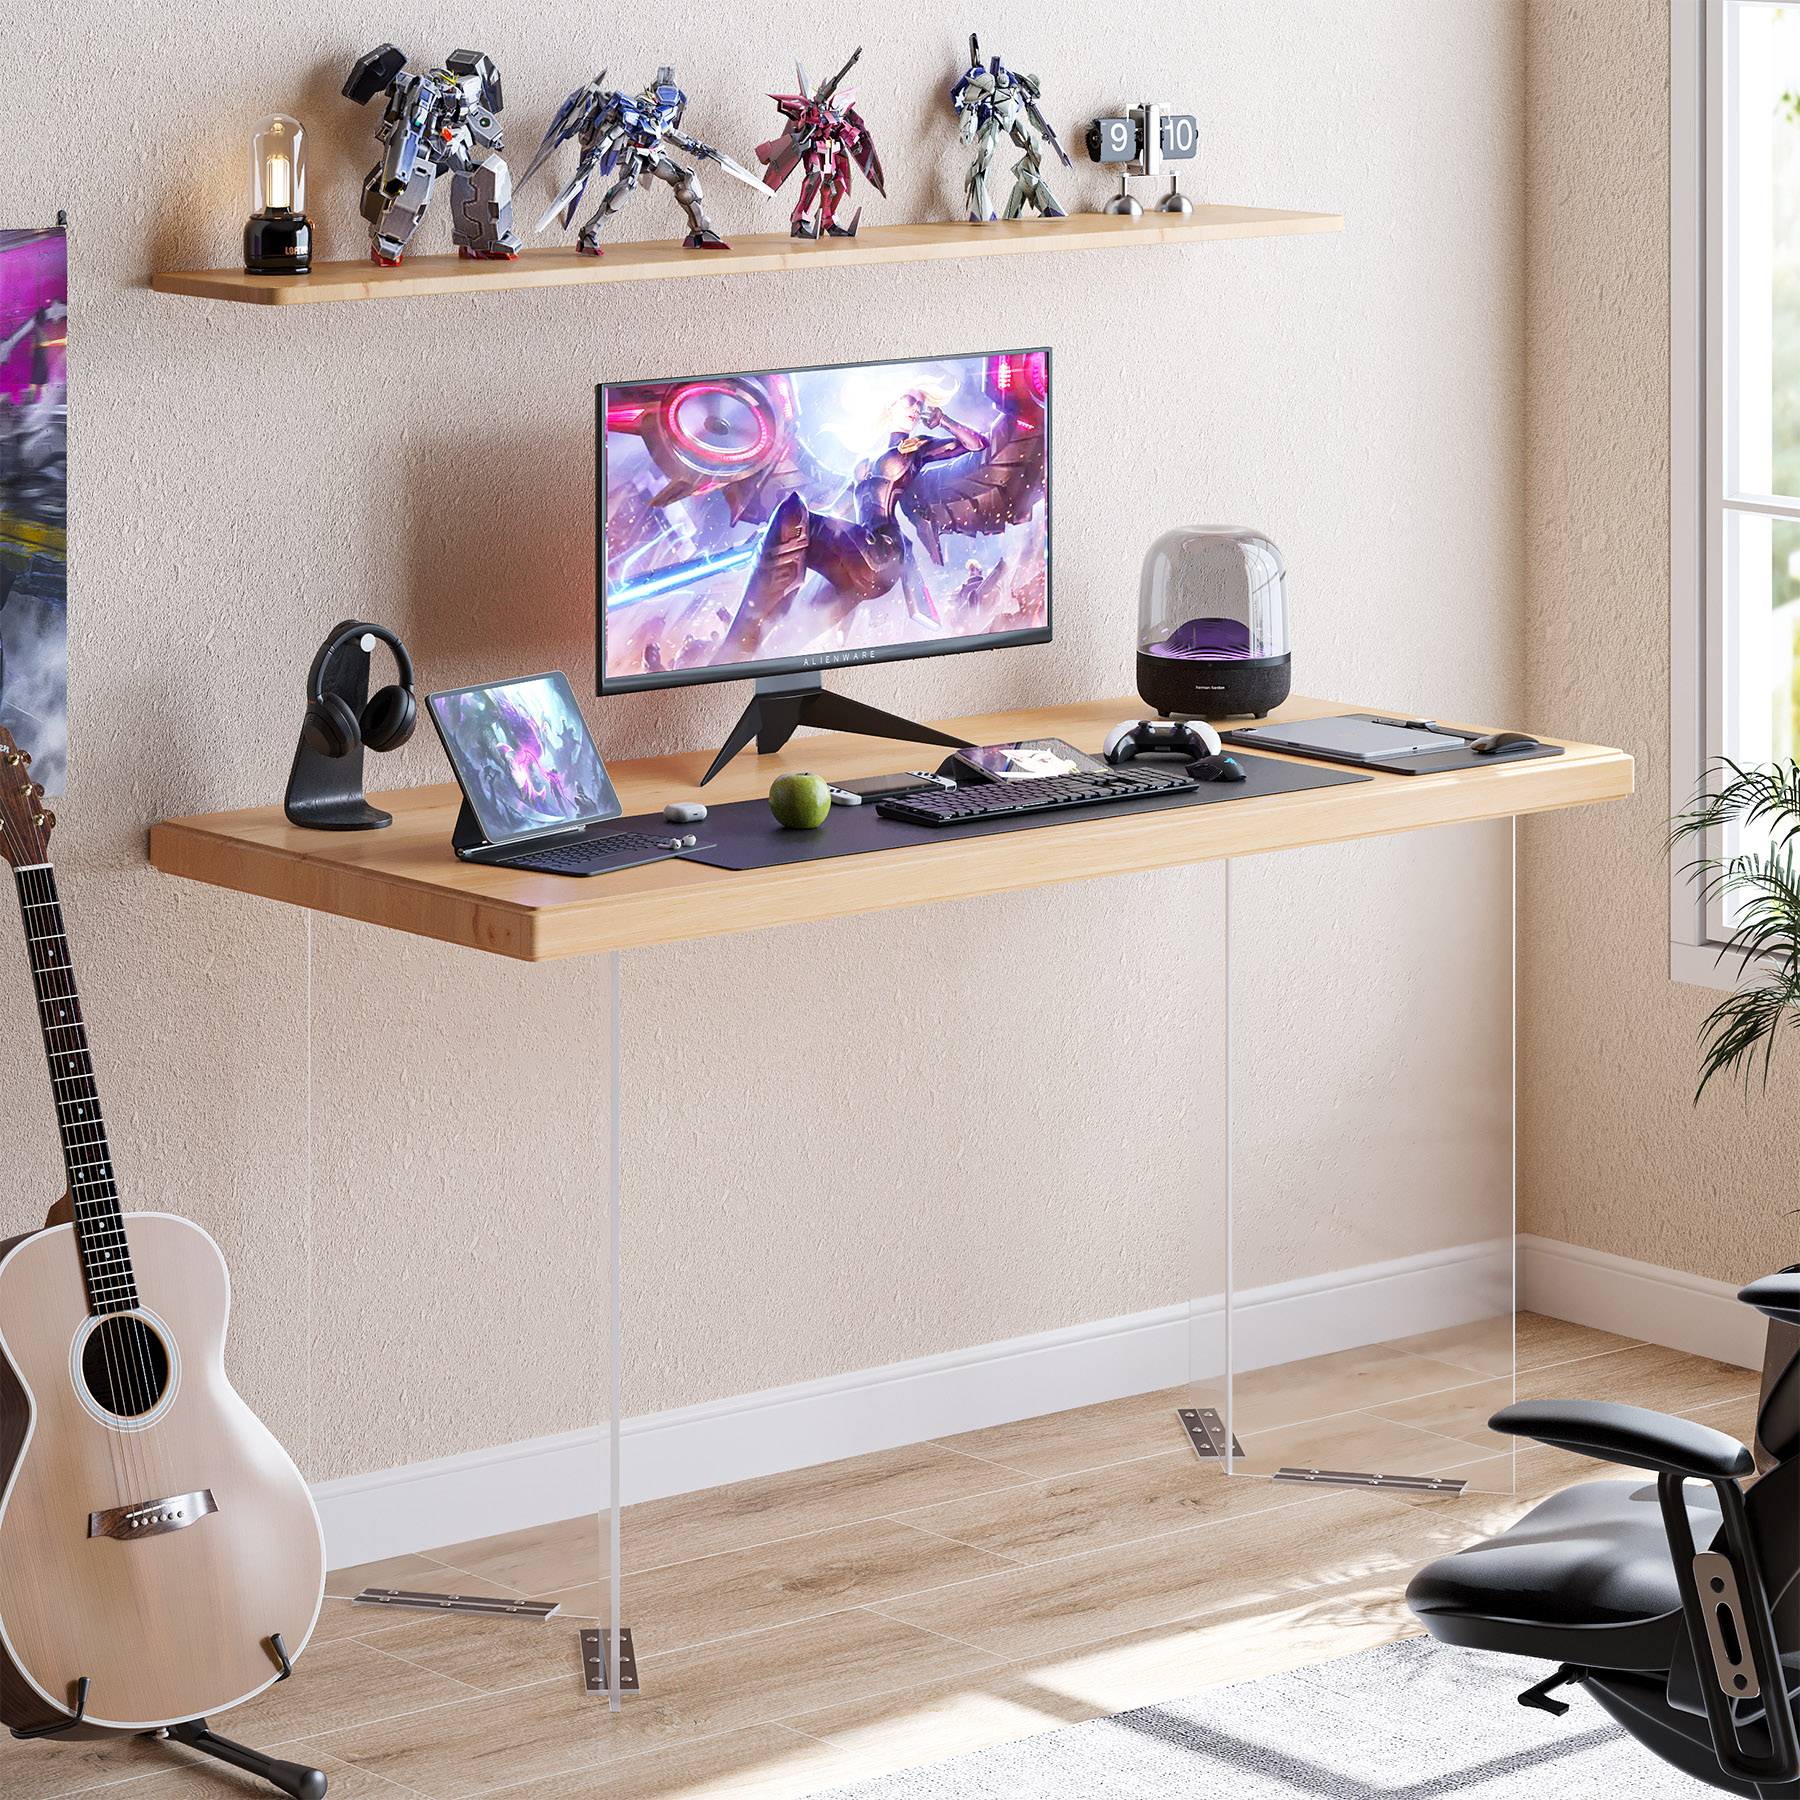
<box><xmin>251</xmin><ymin>115</ymin><xmax>306</xmax><ymax>214</ymax></box>
<box><xmin>1139</xmin><ymin>527</ymin><xmax>1290</xmax><ymax>664</ymax></box>
<box><xmin>1135</xmin><ymin>527</ymin><xmax>1293</xmax><ymax>719</ymax></box>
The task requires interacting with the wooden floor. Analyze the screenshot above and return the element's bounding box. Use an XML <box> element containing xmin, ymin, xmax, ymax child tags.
<box><xmin>4</xmin><ymin>1317</ymin><xmax>1760</xmax><ymax>1799</ymax></box>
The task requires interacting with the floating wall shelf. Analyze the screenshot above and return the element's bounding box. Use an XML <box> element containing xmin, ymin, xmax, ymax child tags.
<box><xmin>148</xmin><ymin>205</ymin><xmax>1342</xmax><ymax>307</ymax></box>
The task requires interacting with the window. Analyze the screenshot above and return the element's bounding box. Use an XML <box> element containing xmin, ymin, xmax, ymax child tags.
<box><xmin>1672</xmin><ymin>0</ymin><xmax>1800</xmax><ymax>981</ymax></box>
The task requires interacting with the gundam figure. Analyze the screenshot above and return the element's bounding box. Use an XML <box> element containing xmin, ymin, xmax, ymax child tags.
<box><xmin>950</xmin><ymin>36</ymin><xmax>1071</xmax><ymax>224</ymax></box>
<box><xmin>343</xmin><ymin>46</ymin><xmax>521</xmax><ymax>264</ymax></box>
<box><xmin>755</xmin><ymin>47</ymin><xmax>886</xmax><ymax>239</ymax></box>
<box><xmin>524</xmin><ymin>68</ymin><xmax>767</xmax><ymax>252</ymax></box>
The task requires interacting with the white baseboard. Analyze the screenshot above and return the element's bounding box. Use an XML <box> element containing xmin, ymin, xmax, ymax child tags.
<box><xmin>313</xmin><ymin>1238</ymin><xmax>1509</xmax><ymax>1569</ymax></box>
<box><xmin>312</xmin><ymin>1237</ymin><xmax>1765</xmax><ymax>1569</ymax></box>
<box><xmin>1518</xmin><ymin>1234</ymin><xmax>1764</xmax><ymax>1370</ymax></box>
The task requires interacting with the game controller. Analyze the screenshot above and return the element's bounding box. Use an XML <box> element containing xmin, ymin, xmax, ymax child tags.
<box><xmin>1103</xmin><ymin>718</ymin><xmax>1223</xmax><ymax>765</ymax></box>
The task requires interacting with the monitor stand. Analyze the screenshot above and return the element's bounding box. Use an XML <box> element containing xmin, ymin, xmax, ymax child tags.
<box><xmin>700</xmin><ymin>672</ymin><xmax>973</xmax><ymax>786</ymax></box>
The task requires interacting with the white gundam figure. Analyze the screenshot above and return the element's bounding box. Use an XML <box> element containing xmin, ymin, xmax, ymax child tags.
<box><xmin>343</xmin><ymin>45</ymin><xmax>522</xmax><ymax>264</ymax></box>
<box><xmin>949</xmin><ymin>36</ymin><xmax>1071</xmax><ymax>224</ymax></box>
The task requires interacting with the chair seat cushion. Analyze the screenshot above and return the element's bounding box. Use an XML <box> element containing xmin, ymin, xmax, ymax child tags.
<box><xmin>1407</xmin><ymin>1478</ymin><xmax>1723</xmax><ymax>1670</ymax></box>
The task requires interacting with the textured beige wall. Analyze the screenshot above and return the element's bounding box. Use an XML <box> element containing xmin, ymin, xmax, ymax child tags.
<box><xmin>5</xmin><ymin>2</ymin><xmax>1525</xmax><ymax>1482</ymax></box>
<box><xmin>1520</xmin><ymin>1</ymin><xmax>1797</xmax><ymax>1284</ymax></box>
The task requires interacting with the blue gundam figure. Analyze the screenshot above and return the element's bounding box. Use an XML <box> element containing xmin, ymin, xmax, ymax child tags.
<box><xmin>524</xmin><ymin>68</ymin><xmax>768</xmax><ymax>252</ymax></box>
<box><xmin>950</xmin><ymin>36</ymin><xmax>1071</xmax><ymax>224</ymax></box>
<box><xmin>343</xmin><ymin>46</ymin><xmax>522</xmax><ymax>264</ymax></box>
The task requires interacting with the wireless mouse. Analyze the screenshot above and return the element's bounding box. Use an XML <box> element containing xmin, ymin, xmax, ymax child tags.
<box><xmin>1191</xmin><ymin>753</ymin><xmax>1247</xmax><ymax>783</ymax></box>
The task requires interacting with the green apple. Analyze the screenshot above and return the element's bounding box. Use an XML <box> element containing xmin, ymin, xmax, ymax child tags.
<box><xmin>768</xmin><ymin>771</ymin><xmax>832</xmax><ymax>830</ymax></box>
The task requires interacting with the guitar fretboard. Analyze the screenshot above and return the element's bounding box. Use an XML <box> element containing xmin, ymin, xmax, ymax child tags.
<box><xmin>12</xmin><ymin>863</ymin><xmax>134</xmax><ymax>1314</ymax></box>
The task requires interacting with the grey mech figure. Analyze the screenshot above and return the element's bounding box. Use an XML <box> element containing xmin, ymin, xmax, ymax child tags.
<box><xmin>525</xmin><ymin>68</ymin><xmax>767</xmax><ymax>252</ymax></box>
<box><xmin>343</xmin><ymin>46</ymin><xmax>521</xmax><ymax>264</ymax></box>
<box><xmin>950</xmin><ymin>36</ymin><xmax>1071</xmax><ymax>223</ymax></box>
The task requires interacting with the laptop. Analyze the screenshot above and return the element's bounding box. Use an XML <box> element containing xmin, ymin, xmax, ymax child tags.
<box><xmin>427</xmin><ymin>670</ymin><xmax>703</xmax><ymax>876</ymax></box>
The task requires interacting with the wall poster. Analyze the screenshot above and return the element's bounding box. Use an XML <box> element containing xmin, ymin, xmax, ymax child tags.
<box><xmin>0</xmin><ymin>226</ymin><xmax>67</xmax><ymax>793</ymax></box>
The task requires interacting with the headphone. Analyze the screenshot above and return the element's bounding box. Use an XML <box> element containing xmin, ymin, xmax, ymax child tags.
<box><xmin>301</xmin><ymin>621</ymin><xmax>416</xmax><ymax>759</ymax></box>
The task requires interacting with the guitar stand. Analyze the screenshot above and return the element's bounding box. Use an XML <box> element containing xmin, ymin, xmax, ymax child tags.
<box><xmin>10</xmin><ymin>1675</ymin><xmax>89</xmax><ymax>1738</ymax></box>
<box><xmin>152</xmin><ymin>1631</ymin><xmax>325</xmax><ymax>1799</ymax></box>
<box><xmin>162</xmin><ymin>1719</ymin><xmax>327</xmax><ymax>1800</ymax></box>
<box><xmin>13</xmin><ymin>1643</ymin><xmax>326</xmax><ymax>1799</ymax></box>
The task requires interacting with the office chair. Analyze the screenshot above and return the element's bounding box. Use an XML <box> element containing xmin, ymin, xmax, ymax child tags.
<box><xmin>1406</xmin><ymin>1270</ymin><xmax>1799</xmax><ymax>1796</ymax></box>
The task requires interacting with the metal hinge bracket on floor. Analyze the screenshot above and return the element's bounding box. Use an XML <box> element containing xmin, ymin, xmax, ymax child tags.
<box><xmin>354</xmin><ymin>1588</ymin><xmax>563</xmax><ymax>1619</ymax></box>
<box><xmin>1273</xmin><ymin>1466</ymin><xmax>1468</xmax><ymax>1495</ymax></box>
<box><xmin>581</xmin><ymin>1626</ymin><xmax>640</xmax><ymax>1695</ymax></box>
<box><xmin>1178</xmin><ymin>1406</ymin><xmax>1245</xmax><ymax>1461</ymax></box>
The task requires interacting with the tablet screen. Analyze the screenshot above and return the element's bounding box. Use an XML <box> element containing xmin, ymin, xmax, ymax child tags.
<box><xmin>428</xmin><ymin>671</ymin><xmax>621</xmax><ymax>844</ymax></box>
<box><xmin>959</xmin><ymin>739</ymin><xmax>1111</xmax><ymax>781</ymax></box>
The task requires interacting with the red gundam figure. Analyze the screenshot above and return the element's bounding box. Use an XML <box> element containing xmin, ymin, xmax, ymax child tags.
<box><xmin>755</xmin><ymin>48</ymin><xmax>885</xmax><ymax>239</ymax></box>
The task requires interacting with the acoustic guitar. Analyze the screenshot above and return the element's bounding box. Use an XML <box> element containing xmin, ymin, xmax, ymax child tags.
<box><xmin>0</xmin><ymin>731</ymin><xmax>325</xmax><ymax>1737</ymax></box>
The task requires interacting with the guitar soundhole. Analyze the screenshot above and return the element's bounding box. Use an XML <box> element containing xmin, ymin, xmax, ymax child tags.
<box><xmin>80</xmin><ymin>1316</ymin><xmax>172</xmax><ymax>1419</ymax></box>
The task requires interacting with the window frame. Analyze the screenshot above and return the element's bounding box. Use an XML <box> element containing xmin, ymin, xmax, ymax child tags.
<box><xmin>1669</xmin><ymin>0</ymin><xmax>1800</xmax><ymax>986</ymax></box>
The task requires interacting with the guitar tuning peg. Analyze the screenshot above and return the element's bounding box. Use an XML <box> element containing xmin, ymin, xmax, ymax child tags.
<box><xmin>32</xmin><ymin>813</ymin><xmax>49</xmax><ymax>829</ymax></box>
<box><xmin>19</xmin><ymin>752</ymin><xmax>31</xmax><ymax>767</ymax></box>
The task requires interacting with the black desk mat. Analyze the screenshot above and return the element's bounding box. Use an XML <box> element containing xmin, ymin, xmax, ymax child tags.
<box><xmin>1222</xmin><ymin>714</ymin><xmax>1565</xmax><ymax>777</ymax></box>
<box><xmin>625</xmin><ymin>753</ymin><xmax>1370</xmax><ymax>873</ymax></box>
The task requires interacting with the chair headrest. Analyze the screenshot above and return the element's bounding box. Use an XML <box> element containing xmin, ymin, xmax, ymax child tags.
<box><xmin>1740</xmin><ymin>1269</ymin><xmax>1800</xmax><ymax>1328</ymax></box>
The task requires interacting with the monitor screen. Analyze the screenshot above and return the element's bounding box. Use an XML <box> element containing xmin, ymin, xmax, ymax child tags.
<box><xmin>428</xmin><ymin>671</ymin><xmax>621</xmax><ymax>845</ymax></box>
<box><xmin>597</xmin><ymin>348</ymin><xmax>1051</xmax><ymax>693</ymax></box>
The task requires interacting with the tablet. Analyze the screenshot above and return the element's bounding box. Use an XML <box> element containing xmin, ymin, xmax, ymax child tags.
<box><xmin>1229</xmin><ymin>716</ymin><xmax>1464</xmax><ymax>762</ymax></box>
<box><xmin>427</xmin><ymin>671</ymin><xmax>621</xmax><ymax>846</ymax></box>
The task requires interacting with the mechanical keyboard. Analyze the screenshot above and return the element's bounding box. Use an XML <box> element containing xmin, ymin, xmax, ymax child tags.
<box><xmin>875</xmin><ymin>766</ymin><xmax>1201</xmax><ymax>826</ymax></box>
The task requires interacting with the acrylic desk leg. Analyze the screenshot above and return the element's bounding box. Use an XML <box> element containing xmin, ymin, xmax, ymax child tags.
<box><xmin>1507</xmin><ymin>816</ymin><xmax>1518</xmax><ymax>1470</ymax></box>
<box><xmin>1224</xmin><ymin>859</ymin><xmax>1234</xmax><ymax>1475</ymax></box>
<box><xmin>1216</xmin><ymin>821</ymin><xmax>1518</xmax><ymax>1495</ymax></box>
<box><xmin>608</xmin><ymin>948</ymin><xmax>624</xmax><ymax>1710</ymax></box>
<box><xmin>1177</xmin><ymin>861</ymin><xmax>1238</xmax><ymax>1476</ymax></box>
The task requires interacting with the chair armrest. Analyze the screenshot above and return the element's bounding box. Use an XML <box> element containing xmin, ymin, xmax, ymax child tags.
<box><xmin>1493</xmin><ymin>1400</ymin><xmax>1795</xmax><ymax>1784</ymax></box>
<box><xmin>1489</xmin><ymin>1400</ymin><xmax>1754</xmax><ymax>1481</ymax></box>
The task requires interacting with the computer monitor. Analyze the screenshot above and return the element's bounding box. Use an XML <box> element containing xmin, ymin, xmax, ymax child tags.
<box><xmin>597</xmin><ymin>348</ymin><xmax>1051</xmax><ymax>781</ymax></box>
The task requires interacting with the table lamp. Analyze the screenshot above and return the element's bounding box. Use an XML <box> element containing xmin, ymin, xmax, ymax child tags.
<box><xmin>244</xmin><ymin>114</ymin><xmax>312</xmax><ymax>275</ymax></box>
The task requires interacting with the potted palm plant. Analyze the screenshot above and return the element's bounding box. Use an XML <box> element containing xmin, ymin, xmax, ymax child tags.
<box><xmin>1672</xmin><ymin>763</ymin><xmax>1800</xmax><ymax>1096</ymax></box>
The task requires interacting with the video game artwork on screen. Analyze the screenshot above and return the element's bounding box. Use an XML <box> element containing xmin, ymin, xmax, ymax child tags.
<box><xmin>0</xmin><ymin>225</ymin><xmax>68</xmax><ymax>792</ymax></box>
<box><xmin>602</xmin><ymin>349</ymin><xmax>1049</xmax><ymax>683</ymax></box>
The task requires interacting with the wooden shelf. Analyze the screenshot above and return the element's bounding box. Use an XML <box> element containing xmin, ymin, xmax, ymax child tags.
<box><xmin>148</xmin><ymin>694</ymin><xmax>1631</xmax><ymax>962</ymax></box>
<box><xmin>148</xmin><ymin>206</ymin><xmax>1342</xmax><ymax>306</ymax></box>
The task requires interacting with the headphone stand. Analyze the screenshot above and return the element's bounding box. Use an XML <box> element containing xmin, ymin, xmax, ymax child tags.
<box><xmin>284</xmin><ymin>637</ymin><xmax>393</xmax><ymax>830</ymax></box>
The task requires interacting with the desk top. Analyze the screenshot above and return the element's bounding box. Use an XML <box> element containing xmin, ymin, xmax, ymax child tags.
<box><xmin>147</xmin><ymin>696</ymin><xmax>1633</xmax><ymax>961</ymax></box>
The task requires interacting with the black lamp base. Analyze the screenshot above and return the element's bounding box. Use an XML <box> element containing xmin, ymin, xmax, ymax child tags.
<box><xmin>245</xmin><ymin>211</ymin><xmax>312</xmax><ymax>275</ymax></box>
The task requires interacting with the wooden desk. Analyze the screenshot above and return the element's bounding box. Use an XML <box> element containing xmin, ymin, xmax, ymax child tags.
<box><xmin>146</xmin><ymin>692</ymin><xmax>1631</xmax><ymax>1698</ymax></box>
<box><xmin>149</xmin><ymin>695</ymin><xmax>1633</xmax><ymax>961</ymax></box>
